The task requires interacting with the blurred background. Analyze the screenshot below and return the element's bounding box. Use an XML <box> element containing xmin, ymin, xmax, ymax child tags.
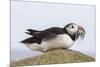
<box><xmin>11</xmin><ymin>0</ymin><xmax>95</xmax><ymax>60</ymax></box>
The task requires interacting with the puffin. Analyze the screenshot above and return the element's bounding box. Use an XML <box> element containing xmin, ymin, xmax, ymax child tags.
<box><xmin>20</xmin><ymin>23</ymin><xmax>85</xmax><ymax>52</ymax></box>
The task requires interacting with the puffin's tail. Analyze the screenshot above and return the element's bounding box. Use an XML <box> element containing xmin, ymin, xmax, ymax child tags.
<box><xmin>20</xmin><ymin>36</ymin><xmax>41</xmax><ymax>44</ymax></box>
<box><xmin>25</xmin><ymin>29</ymin><xmax>40</xmax><ymax>36</ymax></box>
<box><xmin>20</xmin><ymin>37</ymin><xmax>35</xmax><ymax>44</ymax></box>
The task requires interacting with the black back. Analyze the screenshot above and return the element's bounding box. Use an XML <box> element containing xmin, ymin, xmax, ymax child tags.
<box><xmin>45</xmin><ymin>27</ymin><xmax>64</xmax><ymax>34</ymax></box>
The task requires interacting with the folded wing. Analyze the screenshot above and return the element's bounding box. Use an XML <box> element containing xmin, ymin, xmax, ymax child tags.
<box><xmin>25</xmin><ymin>29</ymin><xmax>40</xmax><ymax>36</ymax></box>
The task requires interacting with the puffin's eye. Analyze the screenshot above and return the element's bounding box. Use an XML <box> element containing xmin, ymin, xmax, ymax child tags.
<box><xmin>71</xmin><ymin>26</ymin><xmax>74</xmax><ymax>28</ymax></box>
<box><xmin>69</xmin><ymin>25</ymin><xmax>74</xmax><ymax>28</ymax></box>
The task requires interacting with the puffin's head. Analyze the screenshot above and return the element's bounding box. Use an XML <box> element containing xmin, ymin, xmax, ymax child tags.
<box><xmin>64</xmin><ymin>23</ymin><xmax>85</xmax><ymax>41</ymax></box>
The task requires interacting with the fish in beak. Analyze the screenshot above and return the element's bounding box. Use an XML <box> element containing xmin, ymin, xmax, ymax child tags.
<box><xmin>78</xmin><ymin>26</ymin><xmax>85</xmax><ymax>39</ymax></box>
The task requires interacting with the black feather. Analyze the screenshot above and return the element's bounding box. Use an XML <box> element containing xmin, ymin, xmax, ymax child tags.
<box><xmin>26</xmin><ymin>29</ymin><xmax>40</xmax><ymax>36</ymax></box>
<box><xmin>27</xmin><ymin>29</ymin><xmax>39</xmax><ymax>33</ymax></box>
<box><xmin>20</xmin><ymin>37</ymin><xmax>41</xmax><ymax>44</ymax></box>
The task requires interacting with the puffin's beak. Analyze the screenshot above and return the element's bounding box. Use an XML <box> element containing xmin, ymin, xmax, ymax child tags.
<box><xmin>78</xmin><ymin>26</ymin><xmax>85</xmax><ymax>39</ymax></box>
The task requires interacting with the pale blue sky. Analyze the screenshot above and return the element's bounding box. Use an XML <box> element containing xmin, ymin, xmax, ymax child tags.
<box><xmin>11</xmin><ymin>1</ymin><xmax>95</xmax><ymax>60</ymax></box>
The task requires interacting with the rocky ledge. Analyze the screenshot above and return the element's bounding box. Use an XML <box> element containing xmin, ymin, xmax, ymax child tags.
<box><xmin>11</xmin><ymin>48</ymin><xmax>95</xmax><ymax>67</ymax></box>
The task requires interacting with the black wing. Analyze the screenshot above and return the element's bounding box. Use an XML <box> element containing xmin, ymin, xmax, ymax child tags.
<box><xmin>21</xmin><ymin>27</ymin><xmax>64</xmax><ymax>44</ymax></box>
<box><xmin>34</xmin><ymin>27</ymin><xmax>64</xmax><ymax>40</ymax></box>
<box><xmin>25</xmin><ymin>29</ymin><xmax>40</xmax><ymax>36</ymax></box>
<box><xmin>35</xmin><ymin>31</ymin><xmax>58</xmax><ymax>40</ymax></box>
<box><xmin>20</xmin><ymin>31</ymin><xmax>57</xmax><ymax>44</ymax></box>
<box><xmin>45</xmin><ymin>27</ymin><xmax>64</xmax><ymax>34</ymax></box>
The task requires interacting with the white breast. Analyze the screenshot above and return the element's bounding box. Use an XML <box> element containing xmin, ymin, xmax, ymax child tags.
<box><xmin>24</xmin><ymin>34</ymin><xmax>74</xmax><ymax>52</ymax></box>
<box><xmin>44</xmin><ymin>34</ymin><xmax>74</xmax><ymax>49</ymax></box>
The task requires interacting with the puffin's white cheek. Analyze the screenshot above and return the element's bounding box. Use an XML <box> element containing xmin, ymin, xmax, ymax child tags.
<box><xmin>70</xmin><ymin>29</ymin><xmax>77</xmax><ymax>33</ymax></box>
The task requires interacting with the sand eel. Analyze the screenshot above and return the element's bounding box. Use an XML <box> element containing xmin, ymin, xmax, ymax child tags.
<box><xmin>20</xmin><ymin>23</ymin><xmax>85</xmax><ymax>52</ymax></box>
